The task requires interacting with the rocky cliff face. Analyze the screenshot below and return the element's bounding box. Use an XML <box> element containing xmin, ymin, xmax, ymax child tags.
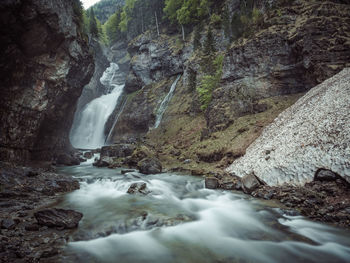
<box><xmin>124</xmin><ymin>32</ymin><xmax>190</xmax><ymax>93</ymax></box>
<box><xmin>0</xmin><ymin>0</ymin><xmax>94</xmax><ymax>163</ymax></box>
<box><xmin>108</xmin><ymin>0</ymin><xmax>350</xmax><ymax>146</ymax></box>
<box><xmin>207</xmin><ymin>0</ymin><xmax>350</xmax><ymax>132</ymax></box>
<box><xmin>227</xmin><ymin>68</ymin><xmax>350</xmax><ymax>186</ymax></box>
<box><xmin>74</xmin><ymin>39</ymin><xmax>110</xmax><ymax>115</ymax></box>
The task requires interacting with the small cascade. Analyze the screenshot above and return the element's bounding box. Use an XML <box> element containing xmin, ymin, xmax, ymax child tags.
<box><xmin>105</xmin><ymin>98</ymin><xmax>127</xmax><ymax>144</ymax></box>
<box><xmin>153</xmin><ymin>75</ymin><xmax>181</xmax><ymax>129</ymax></box>
<box><xmin>70</xmin><ymin>63</ymin><xmax>124</xmax><ymax>149</ymax></box>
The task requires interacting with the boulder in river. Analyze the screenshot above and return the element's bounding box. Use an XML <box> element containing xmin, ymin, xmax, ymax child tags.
<box><xmin>83</xmin><ymin>151</ymin><xmax>94</xmax><ymax>159</ymax></box>
<box><xmin>138</xmin><ymin>157</ymin><xmax>162</xmax><ymax>174</ymax></box>
<box><xmin>93</xmin><ymin>156</ymin><xmax>114</xmax><ymax>167</ymax></box>
<box><xmin>34</xmin><ymin>208</ymin><xmax>83</xmax><ymax>229</ymax></box>
<box><xmin>121</xmin><ymin>169</ymin><xmax>137</xmax><ymax>174</ymax></box>
<box><xmin>127</xmin><ymin>182</ymin><xmax>150</xmax><ymax>195</ymax></box>
<box><xmin>205</xmin><ymin>177</ymin><xmax>219</xmax><ymax>189</ymax></box>
<box><xmin>241</xmin><ymin>174</ymin><xmax>261</xmax><ymax>193</ymax></box>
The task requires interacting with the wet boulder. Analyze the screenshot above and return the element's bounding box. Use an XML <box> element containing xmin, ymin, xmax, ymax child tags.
<box><xmin>34</xmin><ymin>208</ymin><xmax>83</xmax><ymax>229</ymax></box>
<box><xmin>241</xmin><ymin>173</ymin><xmax>261</xmax><ymax>193</ymax></box>
<box><xmin>83</xmin><ymin>151</ymin><xmax>94</xmax><ymax>159</ymax></box>
<box><xmin>205</xmin><ymin>177</ymin><xmax>219</xmax><ymax>189</ymax></box>
<box><xmin>121</xmin><ymin>169</ymin><xmax>137</xmax><ymax>174</ymax></box>
<box><xmin>138</xmin><ymin>157</ymin><xmax>162</xmax><ymax>174</ymax></box>
<box><xmin>93</xmin><ymin>157</ymin><xmax>114</xmax><ymax>167</ymax></box>
<box><xmin>55</xmin><ymin>154</ymin><xmax>80</xmax><ymax>166</ymax></box>
<box><xmin>127</xmin><ymin>182</ymin><xmax>149</xmax><ymax>195</ymax></box>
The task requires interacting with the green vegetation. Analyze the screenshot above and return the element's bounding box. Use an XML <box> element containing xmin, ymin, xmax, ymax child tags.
<box><xmin>203</xmin><ymin>26</ymin><xmax>215</xmax><ymax>55</ymax></box>
<box><xmin>197</xmin><ymin>54</ymin><xmax>224</xmax><ymax>110</ymax></box>
<box><xmin>187</xmin><ymin>67</ymin><xmax>197</xmax><ymax>92</ymax></box>
<box><xmin>90</xmin><ymin>0</ymin><xmax>125</xmax><ymax>23</ymax></box>
<box><xmin>164</xmin><ymin>0</ymin><xmax>216</xmax><ymax>40</ymax></box>
<box><xmin>101</xmin><ymin>0</ymin><xmax>165</xmax><ymax>44</ymax></box>
<box><xmin>103</xmin><ymin>8</ymin><xmax>125</xmax><ymax>43</ymax></box>
<box><xmin>193</xmin><ymin>25</ymin><xmax>202</xmax><ymax>50</ymax></box>
<box><xmin>89</xmin><ymin>8</ymin><xmax>99</xmax><ymax>38</ymax></box>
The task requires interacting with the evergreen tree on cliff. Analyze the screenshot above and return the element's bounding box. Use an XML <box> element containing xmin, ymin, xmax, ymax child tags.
<box><xmin>204</xmin><ymin>26</ymin><xmax>215</xmax><ymax>55</ymax></box>
<box><xmin>89</xmin><ymin>8</ymin><xmax>99</xmax><ymax>38</ymax></box>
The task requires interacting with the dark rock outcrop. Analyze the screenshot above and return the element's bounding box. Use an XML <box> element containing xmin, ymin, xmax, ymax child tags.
<box><xmin>0</xmin><ymin>162</ymin><xmax>81</xmax><ymax>261</ymax></box>
<box><xmin>138</xmin><ymin>157</ymin><xmax>162</xmax><ymax>174</ymax></box>
<box><xmin>0</xmin><ymin>0</ymin><xmax>94</xmax><ymax>163</ymax></box>
<box><xmin>34</xmin><ymin>208</ymin><xmax>83</xmax><ymax>229</ymax></box>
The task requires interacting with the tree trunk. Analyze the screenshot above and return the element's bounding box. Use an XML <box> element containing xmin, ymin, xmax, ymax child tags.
<box><xmin>141</xmin><ymin>7</ymin><xmax>144</xmax><ymax>33</ymax></box>
<box><xmin>181</xmin><ymin>24</ymin><xmax>185</xmax><ymax>41</ymax></box>
<box><xmin>155</xmin><ymin>11</ymin><xmax>159</xmax><ymax>36</ymax></box>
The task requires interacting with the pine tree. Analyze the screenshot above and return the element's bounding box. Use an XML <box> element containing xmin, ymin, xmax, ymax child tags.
<box><xmin>204</xmin><ymin>26</ymin><xmax>215</xmax><ymax>55</ymax></box>
<box><xmin>188</xmin><ymin>67</ymin><xmax>197</xmax><ymax>92</ymax></box>
<box><xmin>89</xmin><ymin>8</ymin><xmax>99</xmax><ymax>38</ymax></box>
<box><xmin>231</xmin><ymin>13</ymin><xmax>243</xmax><ymax>40</ymax></box>
<box><xmin>193</xmin><ymin>25</ymin><xmax>202</xmax><ymax>50</ymax></box>
<box><xmin>222</xmin><ymin>6</ymin><xmax>230</xmax><ymax>39</ymax></box>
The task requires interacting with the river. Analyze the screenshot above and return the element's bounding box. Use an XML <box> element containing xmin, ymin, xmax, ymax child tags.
<box><xmin>57</xmin><ymin>162</ymin><xmax>350</xmax><ymax>263</ymax></box>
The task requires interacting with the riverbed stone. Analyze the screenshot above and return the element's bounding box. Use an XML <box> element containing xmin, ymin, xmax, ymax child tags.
<box><xmin>34</xmin><ymin>208</ymin><xmax>83</xmax><ymax>229</ymax></box>
<box><xmin>127</xmin><ymin>182</ymin><xmax>149</xmax><ymax>195</ymax></box>
<box><xmin>121</xmin><ymin>169</ymin><xmax>137</xmax><ymax>174</ymax></box>
<box><xmin>241</xmin><ymin>174</ymin><xmax>261</xmax><ymax>193</ymax></box>
<box><xmin>138</xmin><ymin>157</ymin><xmax>162</xmax><ymax>174</ymax></box>
<box><xmin>205</xmin><ymin>177</ymin><xmax>219</xmax><ymax>189</ymax></box>
<box><xmin>93</xmin><ymin>156</ymin><xmax>114</xmax><ymax>167</ymax></box>
<box><xmin>83</xmin><ymin>151</ymin><xmax>94</xmax><ymax>159</ymax></box>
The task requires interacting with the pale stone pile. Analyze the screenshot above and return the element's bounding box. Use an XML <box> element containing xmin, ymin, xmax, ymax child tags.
<box><xmin>227</xmin><ymin>68</ymin><xmax>350</xmax><ymax>186</ymax></box>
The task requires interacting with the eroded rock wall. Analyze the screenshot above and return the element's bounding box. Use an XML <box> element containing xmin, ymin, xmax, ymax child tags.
<box><xmin>0</xmin><ymin>0</ymin><xmax>94</xmax><ymax>163</ymax></box>
<box><xmin>207</xmin><ymin>0</ymin><xmax>350</xmax><ymax>132</ymax></box>
<box><xmin>227</xmin><ymin>68</ymin><xmax>350</xmax><ymax>186</ymax></box>
<box><xmin>108</xmin><ymin>0</ymin><xmax>350</xmax><ymax>148</ymax></box>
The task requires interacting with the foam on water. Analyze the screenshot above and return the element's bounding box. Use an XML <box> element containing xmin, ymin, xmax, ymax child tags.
<box><xmin>57</xmin><ymin>166</ymin><xmax>350</xmax><ymax>263</ymax></box>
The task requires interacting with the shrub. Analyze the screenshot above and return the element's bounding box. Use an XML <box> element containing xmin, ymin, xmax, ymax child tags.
<box><xmin>197</xmin><ymin>54</ymin><xmax>224</xmax><ymax>111</ymax></box>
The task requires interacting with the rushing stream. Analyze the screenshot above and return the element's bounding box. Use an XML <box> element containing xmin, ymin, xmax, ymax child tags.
<box><xmin>57</xmin><ymin>163</ymin><xmax>350</xmax><ymax>263</ymax></box>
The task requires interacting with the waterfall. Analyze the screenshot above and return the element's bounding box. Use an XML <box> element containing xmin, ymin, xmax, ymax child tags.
<box><xmin>153</xmin><ymin>75</ymin><xmax>181</xmax><ymax>129</ymax></box>
<box><xmin>105</xmin><ymin>98</ymin><xmax>127</xmax><ymax>144</ymax></box>
<box><xmin>70</xmin><ymin>63</ymin><xmax>124</xmax><ymax>149</ymax></box>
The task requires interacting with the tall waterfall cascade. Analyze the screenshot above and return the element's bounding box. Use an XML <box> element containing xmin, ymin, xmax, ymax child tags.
<box><xmin>154</xmin><ymin>75</ymin><xmax>181</xmax><ymax>129</ymax></box>
<box><xmin>70</xmin><ymin>63</ymin><xmax>124</xmax><ymax>149</ymax></box>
